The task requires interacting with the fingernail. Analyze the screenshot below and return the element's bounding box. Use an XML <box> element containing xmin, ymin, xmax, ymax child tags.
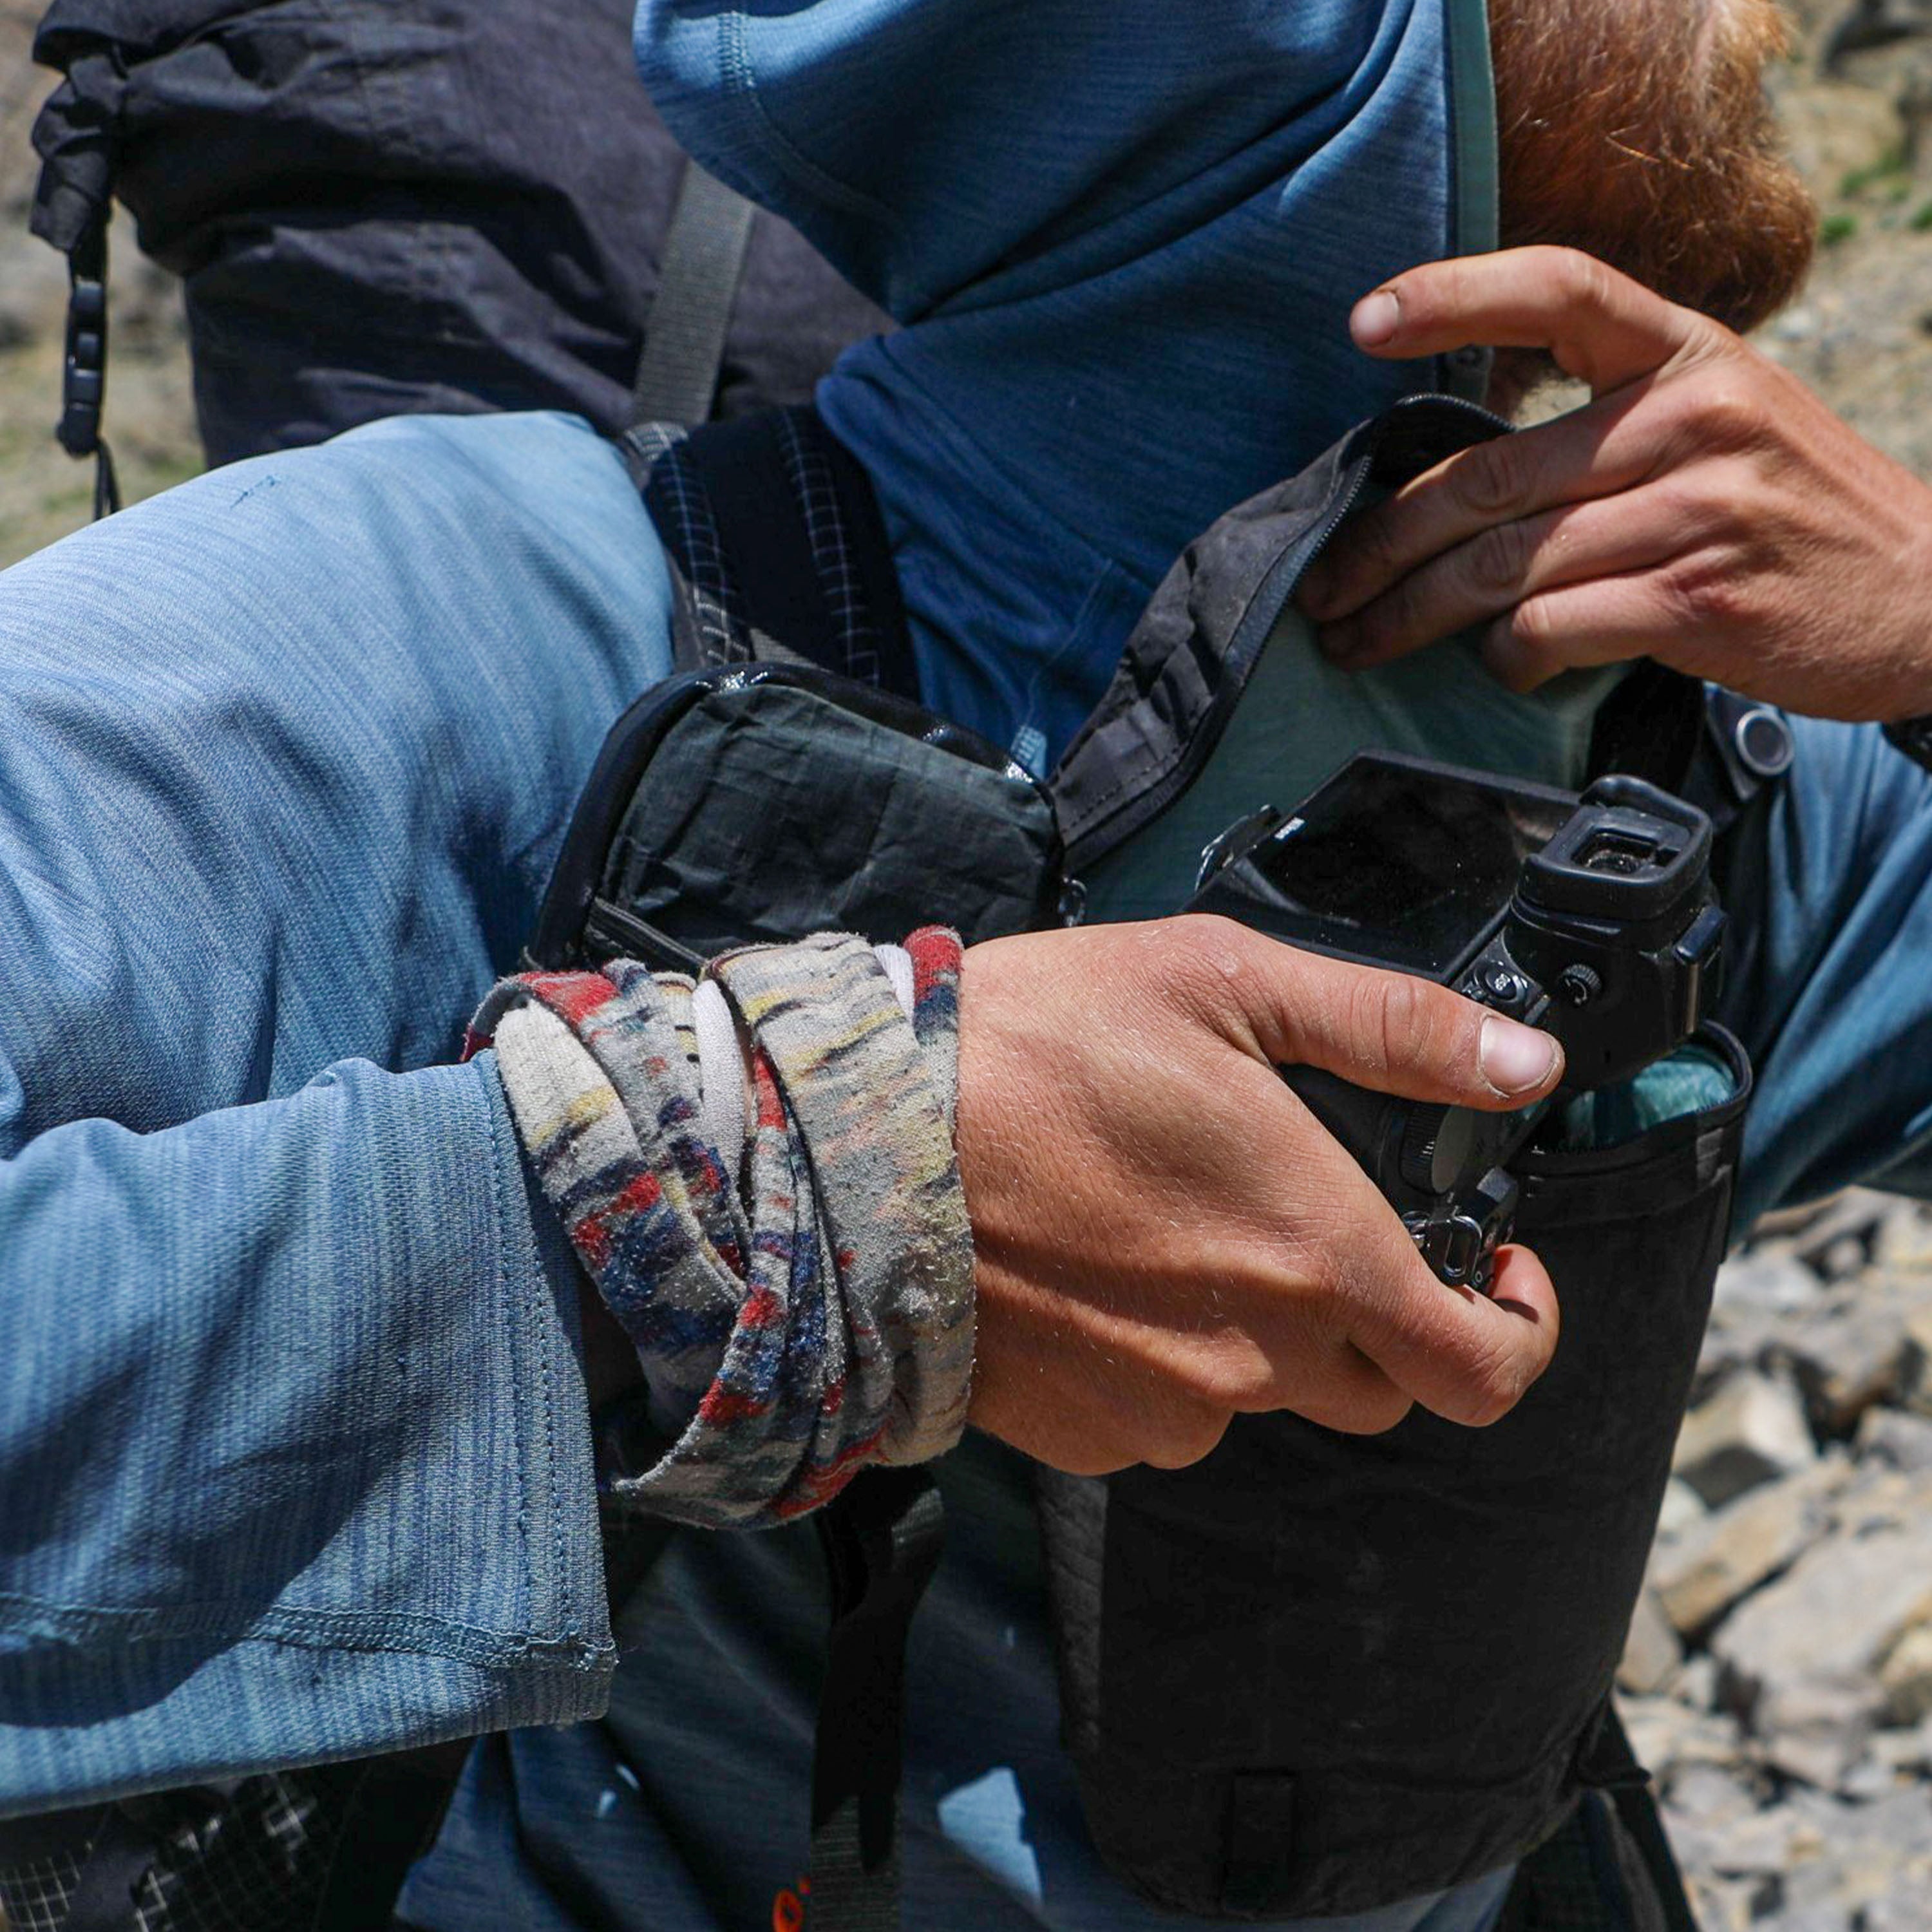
<box><xmin>1298</xmin><ymin>558</ymin><xmax>1335</xmax><ymax>616</ymax></box>
<box><xmin>1480</xmin><ymin>1016</ymin><xmax>1560</xmax><ymax>1096</ymax></box>
<box><xmin>1352</xmin><ymin>290</ymin><xmax>1401</xmax><ymax>347</ymax></box>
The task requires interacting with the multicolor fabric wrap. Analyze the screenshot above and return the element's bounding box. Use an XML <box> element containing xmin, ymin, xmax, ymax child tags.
<box><xmin>468</xmin><ymin>928</ymin><xmax>971</xmax><ymax>1528</ymax></box>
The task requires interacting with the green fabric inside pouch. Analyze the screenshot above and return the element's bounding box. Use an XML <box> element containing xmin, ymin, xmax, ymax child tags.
<box><xmin>1546</xmin><ymin>1041</ymin><xmax>1737</xmax><ymax>1153</ymax></box>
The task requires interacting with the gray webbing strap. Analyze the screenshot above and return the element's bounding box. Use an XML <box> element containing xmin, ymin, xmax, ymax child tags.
<box><xmin>632</xmin><ymin>162</ymin><xmax>757</xmax><ymax>427</ymax></box>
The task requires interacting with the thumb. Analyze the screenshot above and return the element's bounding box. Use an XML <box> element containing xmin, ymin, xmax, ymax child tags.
<box><xmin>1201</xmin><ymin>920</ymin><xmax>1564</xmax><ymax>1110</ymax></box>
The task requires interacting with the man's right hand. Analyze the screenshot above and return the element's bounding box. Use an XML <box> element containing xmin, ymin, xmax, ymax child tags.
<box><xmin>954</xmin><ymin>916</ymin><xmax>1565</xmax><ymax>1475</ymax></box>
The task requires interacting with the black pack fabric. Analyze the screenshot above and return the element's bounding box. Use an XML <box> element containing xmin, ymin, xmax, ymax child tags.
<box><xmin>0</xmin><ymin>1751</ymin><xmax>468</xmax><ymax>1932</ymax></box>
<box><xmin>579</xmin><ymin>395</ymin><xmax>1748</xmax><ymax>1926</ymax></box>
<box><xmin>532</xmin><ymin>410</ymin><xmax>1064</xmax><ymax>975</ymax></box>
<box><xmin>29</xmin><ymin>0</ymin><xmax>888</xmax><ymax>465</ymax></box>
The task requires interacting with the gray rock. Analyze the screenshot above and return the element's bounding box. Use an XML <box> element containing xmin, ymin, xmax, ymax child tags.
<box><xmin>1755</xmin><ymin>1670</ymin><xmax>1882</xmax><ymax>1788</ymax></box>
<box><xmin>1674</xmin><ymin>1654</ymin><xmax>1724</xmax><ymax>1713</ymax></box>
<box><xmin>1855</xmin><ymin>1785</ymin><xmax>1932</xmax><ymax>1858</ymax></box>
<box><xmin>1837</xmin><ymin>1748</ymin><xmax>1898</xmax><ymax>1799</ymax></box>
<box><xmin>1674</xmin><ymin>1369</ymin><xmax>1819</xmax><ymax>1506</ymax></box>
<box><xmin>1712</xmin><ymin>1514</ymin><xmax>1932</xmax><ymax>1775</ymax></box>
<box><xmin>1622</xmin><ymin>1696</ymin><xmax>1750</xmax><ymax>1784</ymax></box>
<box><xmin>1699</xmin><ymin>1798</ymin><xmax>1812</xmax><ymax>1876</ymax></box>
<box><xmin>1790</xmin><ymin>1190</ymin><xmax>1893</xmax><ymax>1276</ymax></box>
<box><xmin>1865</xmin><ymin>1891</ymin><xmax>1932</xmax><ymax>1932</ymax></box>
<box><xmin>1830</xmin><ymin>1462</ymin><xmax>1932</xmax><ymax>1534</ymax></box>
<box><xmin>1657</xmin><ymin>1476</ymin><xmax>1709</xmax><ymax>1540</ymax></box>
<box><xmin>1872</xmin><ymin>1718</ymin><xmax>1932</xmax><ymax>1774</ymax></box>
<box><xmin>1753</xmin><ymin>1908</ymin><xmax>1853</xmax><ymax>1932</ymax></box>
<box><xmin>1895</xmin><ymin>1296</ymin><xmax>1932</xmax><ymax>1416</ymax></box>
<box><xmin>1665</xmin><ymin>1761</ymin><xmax>1763</xmax><ymax>1828</ymax></box>
<box><xmin>1714</xmin><ymin>1248</ymin><xmax>1825</xmax><ymax>1319</ymax></box>
<box><xmin>1880</xmin><ymin>1620</ymin><xmax>1932</xmax><ymax>1723</ymax></box>
<box><xmin>1731</xmin><ymin>1507</ymin><xmax>1932</xmax><ymax>1677</ymax></box>
<box><xmin>1683</xmin><ymin>1872</ymin><xmax>1768</xmax><ymax>1932</ymax></box>
<box><xmin>1619</xmin><ymin>1586</ymin><xmax>1683</xmax><ymax>1695</ymax></box>
<box><xmin>1876</xmin><ymin>1199</ymin><xmax>1932</xmax><ymax>1274</ymax></box>
<box><xmin>1652</xmin><ymin>1458</ymin><xmax>1848</xmax><ymax>1637</ymax></box>
<box><xmin>1855</xmin><ymin>1405</ymin><xmax>1932</xmax><ymax>1470</ymax></box>
<box><xmin>1695</xmin><ymin>1312</ymin><xmax>1782</xmax><ymax>1400</ymax></box>
<box><xmin>1764</xmin><ymin>1790</ymin><xmax>1932</xmax><ymax>1924</ymax></box>
<box><xmin>1778</xmin><ymin>1294</ymin><xmax>1924</xmax><ymax>1434</ymax></box>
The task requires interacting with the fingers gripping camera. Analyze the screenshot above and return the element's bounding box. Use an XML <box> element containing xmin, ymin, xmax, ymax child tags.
<box><xmin>1188</xmin><ymin>753</ymin><xmax>1725</xmax><ymax>1291</ymax></box>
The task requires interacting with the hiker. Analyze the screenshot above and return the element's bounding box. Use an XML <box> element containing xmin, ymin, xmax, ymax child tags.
<box><xmin>3</xmin><ymin>1</ymin><xmax>1931</xmax><ymax>1929</ymax></box>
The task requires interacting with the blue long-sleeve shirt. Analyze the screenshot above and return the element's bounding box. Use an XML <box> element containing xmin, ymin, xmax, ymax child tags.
<box><xmin>0</xmin><ymin>412</ymin><xmax>667</xmax><ymax>1801</ymax></box>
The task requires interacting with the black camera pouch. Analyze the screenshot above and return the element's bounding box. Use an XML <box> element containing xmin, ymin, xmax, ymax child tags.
<box><xmin>1039</xmin><ymin>1027</ymin><xmax>1748</xmax><ymax>1919</ymax></box>
<box><xmin>533</xmin><ymin>414</ymin><xmax>1069</xmax><ymax>974</ymax></box>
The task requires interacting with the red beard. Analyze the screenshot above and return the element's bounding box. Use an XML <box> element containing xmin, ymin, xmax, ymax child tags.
<box><xmin>1490</xmin><ymin>0</ymin><xmax>1816</xmax><ymax>336</ymax></box>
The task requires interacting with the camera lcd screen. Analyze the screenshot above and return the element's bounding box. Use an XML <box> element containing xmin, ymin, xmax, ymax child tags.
<box><xmin>1226</xmin><ymin>761</ymin><xmax>1574</xmax><ymax>976</ymax></box>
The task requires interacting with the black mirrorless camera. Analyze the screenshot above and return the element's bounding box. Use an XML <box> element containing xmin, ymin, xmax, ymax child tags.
<box><xmin>1186</xmin><ymin>752</ymin><xmax>1727</xmax><ymax>1291</ymax></box>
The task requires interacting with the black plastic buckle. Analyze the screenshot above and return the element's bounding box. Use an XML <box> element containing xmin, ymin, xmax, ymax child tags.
<box><xmin>55</xmin><ymin>216</ymin><xmax>121</xmax><ymax>520</ymax></box>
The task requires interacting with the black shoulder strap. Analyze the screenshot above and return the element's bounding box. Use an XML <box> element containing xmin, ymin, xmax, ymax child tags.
<box><xmin>1584</xmin><ymin>662</ymin><xmax>1704</xmax><ymax>797</ymax></box>
<box><xmin>629</xmin><ymin>404</ymin><xmax>918</xmax><ymax>701</ymax></box>
<box><xmin>1586</xmin><ymin>662</ymin><xmax>1792</xmax><ymax>842</ymax></box>
<box><xmin>808</xmin><ymin>1470</ymin><xmax>946</xmax><ymax>1930</ymax></box>
<box><xmin>631</xmin><ymin>162</ymin><xmax>758</xmax><ymax>428</ymax></box>
<box><xmin>1504</xmin><ymin>1703</ymin><xmax>1696</xmax><ymax>1932</ymax></box>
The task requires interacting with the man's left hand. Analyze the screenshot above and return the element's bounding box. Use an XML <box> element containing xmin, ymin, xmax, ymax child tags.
<box><xmin>1296</xmin><ymin>245</ymin><xmax>1932</xmax><ymax>724</ymax></box>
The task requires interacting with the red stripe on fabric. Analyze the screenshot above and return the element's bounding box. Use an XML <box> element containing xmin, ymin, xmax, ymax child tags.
<box><xmin>739</xmin><ymin>1285</ymin><xmax>782</xmax><ymax>1331</ymax></box>
<box><xmin>752</xmin><ymin>1051</ymin><xmax>787</xmax><ymax>1130</ymax></box>
<box><xmin>699</xmin><ymin>1384</ymin><xmax>772</xmax><ymax>1426</ymax></box>
<box><xmin>771</xmin><ymin>1427</ymin><xmax>887</xmax><ymax>1519</ymax></box>
<box><xmin>903</xmin><ymin>927</ymin><xmax>962</xmax><ymax>1005</ymax></box>
<box><xmin>524</xmin><ymin>971</ymin><xmax>620</xmax><ymax>1028</ymax></box>
<box><xmin>571</xmin><ymin>1169</ymin><xmax>664</xmax><ymax>1270</ymax></box>
<box><xmin>572</xmin><ymin>1217</ymin><xmax>612</xmax><ymax>1273</ymax></box>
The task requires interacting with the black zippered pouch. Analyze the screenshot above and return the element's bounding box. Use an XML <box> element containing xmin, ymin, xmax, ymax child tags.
<box><xmin>526</xmin><ymin>661</ymin><xmax>1068</xmax><ymax>972</ymax></box>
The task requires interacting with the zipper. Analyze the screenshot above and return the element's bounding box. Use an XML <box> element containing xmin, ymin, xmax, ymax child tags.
<box><xmin>1061</xmin><ymin>395</ymin><xmax>1510</xmax><ymax>879</ymax></box>
<box><xmin>585</xmin><ymin>898</ymin><xmax>707</xmax><ymax>975</ymax></box>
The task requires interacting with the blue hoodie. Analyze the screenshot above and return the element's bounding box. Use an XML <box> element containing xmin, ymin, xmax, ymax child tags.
<box><xmin>637</xmin><ymin>0</ymin><xmax>1497</xmax><ymax>773</ymax></box>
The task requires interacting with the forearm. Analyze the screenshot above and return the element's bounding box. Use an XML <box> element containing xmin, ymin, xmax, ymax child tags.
<box><xmin>0</xmin><ymin>1055</ymin><xmax>614</xmax><ymax>1817</ymax></box>
<box><xmin>1721</xmin><ymin>712</ymin><xmax>1932</xmax><ymax>1226</ymax></box>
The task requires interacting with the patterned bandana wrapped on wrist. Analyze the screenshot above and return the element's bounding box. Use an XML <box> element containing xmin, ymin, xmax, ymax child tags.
<box><xmin>468</xmin><ymin>929</ymin><xmax>972</xmax><ymax>1528</ymax></box>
